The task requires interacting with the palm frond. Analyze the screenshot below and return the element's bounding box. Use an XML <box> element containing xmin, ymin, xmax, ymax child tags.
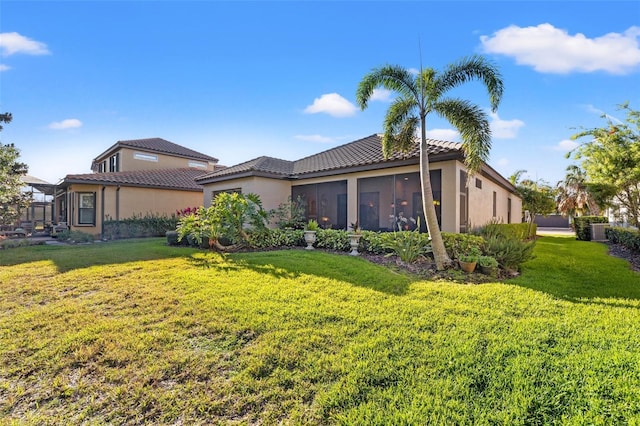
<box><xmin>435</xmin><ymin>55</ymin><xmax>503</xmax><ymax>112</ymax></box>
<box><xmin>356</xmin><ymin>65</ymin><xmax>417</xmax><ymax>110</ymax></box>
<box><xmin>435</xmin><ymin>98</ymin><xmax>491</xmax><ymax>175</ymax></box>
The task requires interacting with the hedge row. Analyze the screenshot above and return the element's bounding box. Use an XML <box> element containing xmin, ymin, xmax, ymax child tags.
<box><xmin>104</xmin><ymin>214</ymin><xmax>179</xmax><ymax>240</ymax></box>
<box><xmin>573</xmin><ymin>216</ymin><xmax>609</xmax><ymax>241</ymax></box>
<box><xmin>606</xmin><ymin>227</ymin><xmax>640</xmax><ymax>252</ymax></box>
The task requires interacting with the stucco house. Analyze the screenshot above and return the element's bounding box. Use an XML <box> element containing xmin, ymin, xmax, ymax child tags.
<box><xmin>196</xmin><ymin>134</ymin><xmax>522</xmax><ymax>234</ymax></box>
<box><xmin>55</xmin><ymin>138</ymin><xmax>222</xmax><ymax>236</ymax></box>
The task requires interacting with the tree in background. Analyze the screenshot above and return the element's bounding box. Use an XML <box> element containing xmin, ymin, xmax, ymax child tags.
<box><xmin>356</xmin><ymin>55</ymin><xmax>503</xmax><ymax>270</ymax></box>
<box><xmin>0</xmin><ymin>113</ymin><xmax>30</xmax><ymax>226</ymax></box>
<box><xmin>510</xmin><ymin>170</ymin><xmax>556</xmax><ymax>236</ymax></box>
<box><xmin>568</xmin><ymin>102</ymin><xmax>639</xmax><ymax>227</ymax></box>
<box><xmin>556</xmin><ymin>165</ymin><xmax>602</xmax><ymax>218</ymax></box>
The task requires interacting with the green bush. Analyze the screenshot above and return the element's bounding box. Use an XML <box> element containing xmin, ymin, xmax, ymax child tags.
<box><xmin>441</xmin><ymin>233</ymin><xmax>485</xmax><ymax>260</ymax></box>
<box><xmin>606</xmin><ymin>227</ymin><xmax>640</xmax><ymax>252</ymax></box>
<box><xmin>573</xmin><ymin>216</ymin><xmax>609</xmax><ymax>241</ymax></box>
<box><xmin>475</xmin><ymin>221</ymin><xmax>535</xmax><ymax>241</ymax></box>
<box><xmin>166</xmin><ymin>231</ymin><xmax>180</xmax><ymax>246</ymax></box>
<box><xmin>247</xmin><ymin>228</ymin><xmax>304</xmax><ymax>249</ymax></box>
<box><xmin>315</xmin><ymin>229</ymin><xmax>350</xmax><ymax>251</ymax></box>
<box><xmin>104</xmin><ymin>213</ymin><xmax>179</xmax><ymax>240</ymax></box>
<box><xmin>380</xmin><ymin>230</ymin><xmax>432</xmax><ymax>263</ymax></box>
<box><xmin>55</xmin><ymin>230</ymin><xmax>95</xmax><ymax>244</ymax></box>
<box><xmin>483</xmin><ymin>234</ymin><xmax>535</xmax><ymax>271</ymax></box>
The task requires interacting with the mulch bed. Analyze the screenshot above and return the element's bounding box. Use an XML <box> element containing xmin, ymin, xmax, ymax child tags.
<box><xmin>359</xmin><ymin>242</ymin><xmax>640</xmax><ymax>283</ymax></box>
<box><xmin>607</xmin><ymin>242</ymin><xmax>640</xmax><ymax>273</ymax></box>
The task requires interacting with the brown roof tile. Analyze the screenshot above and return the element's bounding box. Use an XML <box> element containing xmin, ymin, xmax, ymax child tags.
<box><xmin>63</xmin><ymin>168</ymin><xmax>207</xmax><ymax>191</ymax></box>
<box><xmin>94</xmin><ymin>138</ymin><xmax>218</xmax><ymax>163</ymax></box>
<box><xmin>197</xmin><ymin>134</ymin><xmax>462</xmax><ymax>183</ymax></box>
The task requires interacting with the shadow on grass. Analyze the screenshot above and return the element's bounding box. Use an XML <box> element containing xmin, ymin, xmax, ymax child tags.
<box><xmin>511</xmin><ymin>236</ymin><xmax>640</xmax><ymax>306</ymax></box>
<box><xmin>219</xmin><ymin>249</ymin><xmax>414</xmax><ymax>296</ymax></box>
<box><xmin>0</xmin><ymin>238</ymin><xmax>191</xmax><ymax>273</ymax></box>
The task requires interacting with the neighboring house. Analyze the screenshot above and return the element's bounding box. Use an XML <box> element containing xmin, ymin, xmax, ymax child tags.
<box><xmin>55</xmin><ymin>138</ymin><xmax>222</xmax><ymax>236</ymax></box>
<box><xmin>196</xmin><ymin>134</ymin><xmax>522</xmax><ymax>234</ymax></box>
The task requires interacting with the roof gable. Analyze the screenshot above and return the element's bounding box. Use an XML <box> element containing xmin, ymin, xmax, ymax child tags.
<box><xmin>94</xmin><ymin>138</ymin><xmax>218</xmax><ymax>163</ymax></box>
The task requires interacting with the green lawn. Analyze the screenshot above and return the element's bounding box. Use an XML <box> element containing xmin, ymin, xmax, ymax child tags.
<box><xmin>1</xmin><ymin>237</ymin><xmax>639</xmax><ymax>424</ymax></box>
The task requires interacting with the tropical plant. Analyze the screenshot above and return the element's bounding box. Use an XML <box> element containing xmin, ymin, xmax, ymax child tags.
<box><xmin>269</xmin><ymin>196</ymin><xmax>306</xmax><ymax>229</ymax></box>
<box><xmin>568</xmin><ymin>102</ymin><xmax>640</xmax><ymax>227</ymax></box>
<box><xmin>356</xmin><ymin>55</ymin><xmax>503</xmax><ymax>270</ymax></box>
<box><xmin>381</xmin><ymin>229</ymin><xmax>433</xmax><ymax>264</ymax></box>
<box><xmin>177</xmin><ymin>192</ymin><xmax>267</xmax><ymax>251</ymax></box>
<box><xmin>556</xmin><ymin>165</ymin><xmax>601</xmax><ymax>218</ymax></box>
<box><xmin>0</xmin><ymin>113</ymin><xmax>31</xmax><ymax>226</ymax></box>
<box><xmin>305</xmin><ymin>219</ymin><xmax>320</xmax><ymax>231</ymax></box>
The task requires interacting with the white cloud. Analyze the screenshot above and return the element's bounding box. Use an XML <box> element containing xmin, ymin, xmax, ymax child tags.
<box><xmin>49</xmin><ymin>118</ymin><xmax>82</xmax><ymax>130</ymax></box>
<box><xmin>497</xmin><ymin>158</ymin><xmax>510</xmax><ymax>167</ymax></box>
<box><xmin>0</xmin><ymin>32</ymin><xmax>50</xmax><ymax>56</ymax></box>
<box><xmin>480</xmin><ymin>24</ymin><xmax>640</xmax><ymax>74</ymax></box>
<box><xmin>489</xmin><ymin>112</ymin><xmax>524</xmax><ymax>139</ymax></box>
<box><xmin>553</xmin><ymin>139</ymin><xmax>579</xmax><ymax>152</ymax></box>
<box><xmin>370</xmin><ymin>88</ymin><xmax>393</xmax><ymax>102</ymax></box>
<box><xmin>425</xmin><ymin>128</ymin><xmax>460</xmax><ymax>141</ymax></box>
<box><xmin>294</xmin><ymin>134</ymin><xmax>335</xmax><ymax>143</ymax></box>
<box><xmin>0</xmin><ymin>64</ymin><xmax>9</xmax><ymax>72</ymax></box>
<box><xmin>304</xmin><ymin>93</ymin><xmax>357</xmax><ymax>117</ymax></box>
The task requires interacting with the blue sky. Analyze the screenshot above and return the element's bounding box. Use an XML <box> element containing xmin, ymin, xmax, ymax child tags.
<box><xmin>1</xmin><ymin>1</ymin><xmax>639</xmax><ymax>186</ymax></box>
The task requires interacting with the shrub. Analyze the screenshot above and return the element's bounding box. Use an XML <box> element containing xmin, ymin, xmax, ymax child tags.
<box><xmin>359</xmin><ymin>231</ymin><xmax>393</xmax><ymax>255</ymax></box>
<box><xmin>381</xmin><ymin>230</ymin><xmax>432</xmax><ymax>263</ymax></box>
<box><xmin>166</xmin><ymin>230</ymin><xmax>180</xmax><ymax>246</ymax></box>
<box><xmin>573</xmin><ymin>216</ymin><xmax>609</xmax><ymax>241</ymax></box>
<box><xmin>177</xmin><ymin>193</ymin><xmax>268</xmax><ymax>251</ymax></box>
<box><xmin>483</xmin><ymin>234</ymin><xmax>535</xmax><ymax>271</ymax></box>
<box><xmin>606</xmin><ymin>227</ymin><xmax>640</xmax><ymax>252</ymax></box>
<box><xmin>247</xmin><ymin>228</ymin><xmax>304</xmax><ymax>249</ymax></box>
<box><xmin>55</xmin><ymin>230</ymin><xmax>95</xmax><ymax>244</ymax></box>
<box><xmin>475</xmin><ymin>220</ymin><xmax>536</xmax><ymax>241</ymax></box>
<box><xmin>315</xmin><ymin>229</ymin><xmax>350</xmax><ymax>251</ymax></box>
<box><xmin>268</xmin><ymin>196</ymin><xmax>306</xmax><ymax>230</ymax></box>
<box><xmin>441</xmin><ymin>233</ymin><xmax>485</xmax><ymax>260</ymax></box>
<box><xmin>104</xmin><ymin>213</ymin><xmax>180</xmax><ymax>240</ymax></box>
<box><xmin>477</xmin><ymin>255</ymin><xmax>499</xmax><ymax>268</ymax></box>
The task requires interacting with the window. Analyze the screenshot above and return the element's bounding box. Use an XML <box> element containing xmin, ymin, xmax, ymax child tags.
<box><xmin>98</xmin><ymin>161</ymin><xmax>106</xmax><ymax>173</ymax></box>
<box><xmin>292</xmin><ymin>181</ymin><xmax>347</xmax><ymax>230</ymax></box>
<box><xmin>188</xmin><ymin>161</ymin><xmax>207</xmax><ymax>168</ymax></box>
<box><xmin>212</xmin><ymin>188</ymin><xmax>242</xmax><ymax>202</ymax></box>
<box><xmin>77</xmin><ymin>192</ymin><xmax>96</xmax><ymax>225</ymax></box>
<box><xmin>493</xmin><ymin>191</ymin><xmax>497</xmax><ymax>217</ymax></box>
<box><xmin>475</xmin><ymin>178</ymin><xmax>482</xmax><ymax>189</ymax></box>
<box><xmin>133</xmin><ymin>152</ymin><xmax>158</xmax><ymax>162</ymax></box>
<box><xmin>109</xmin><ymin>153</ymin><xmax>120</xmax><ymax>172</ymax></box>
<box><xmin>357</xmin><ymin>171</ymin><xmax>440</xmax><ymax>232</ymax></box>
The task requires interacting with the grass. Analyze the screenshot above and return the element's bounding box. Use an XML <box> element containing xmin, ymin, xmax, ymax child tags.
<box><xmin>1</xmin><ymin>236</ymin><xmax>639</xmax><ymax>424</ymax></box>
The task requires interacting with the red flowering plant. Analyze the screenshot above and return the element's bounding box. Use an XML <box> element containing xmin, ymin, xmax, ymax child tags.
<box><xmin>176</xmin><ymin>207</ymin><xmax>199</xmax><ymax>217</ymax></box>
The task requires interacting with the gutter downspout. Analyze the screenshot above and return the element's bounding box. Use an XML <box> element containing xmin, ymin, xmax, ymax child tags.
<box><xmin>101</xmin><ymin>186</ymin><xmax>106</xmax><ymax>240</ymax></box>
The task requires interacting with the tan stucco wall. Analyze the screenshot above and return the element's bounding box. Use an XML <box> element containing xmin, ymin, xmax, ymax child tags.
<box><xmin>65</xmin><ymin>183</ymin><xmax>203</xmax><ymax>236</ymax></box>
<box><xmin>100</xmin><ymin>148</ymin><xmax>216</xmax><ymax>172</ymax></box>
<box><xmin>202</xmin><ymin>177</ymin><xmax>292</xmax><ymax>214</ymax></box>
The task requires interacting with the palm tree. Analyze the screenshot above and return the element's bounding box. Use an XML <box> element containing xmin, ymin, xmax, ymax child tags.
<box><xmin>356</xmin><ymin>55</ymin><xmax>503</xmax><ymax>270</ymax></box>
<box><xmin>556</xmin><ymin>165</ymin><xmax>601</xmax><ymax>218</ymax></box>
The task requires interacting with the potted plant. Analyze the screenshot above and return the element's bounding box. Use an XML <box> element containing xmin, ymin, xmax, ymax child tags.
<box><xmin>303</xmin><ymin>219</ymin><xmax>319</xmax><ymax>250</ymax></box>
<box><xmin>477</xmin><ymin>255</ymin><xmax>499</xmax><ymax>276</ymax></box>
<box><xmin>458</xmin><ymin>247</ymin><xmax>480</xmax><ymax>273</ymax></box>
<box><xmin>347</xmin><ymin>221</ymin><xmax>362</xmax><ymax>256</ymax></box>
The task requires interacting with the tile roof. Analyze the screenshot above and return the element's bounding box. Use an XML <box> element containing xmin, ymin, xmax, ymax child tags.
<box><xmin>94</xmin><ymin>138</ymin><xmax>218</xmax><ymax>163</ymax></box>
<box><xmin>197</xmin><ymin>134</ymin><xmax>462</xmax><ymax>183</ymax></box>
<box><xmin>63</xmin><ymin>168</ymin><xmax>207</xmax><ymax>191</ymax></box>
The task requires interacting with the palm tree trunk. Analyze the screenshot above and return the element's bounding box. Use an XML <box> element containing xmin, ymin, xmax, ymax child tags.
<box><xmin>420</xmin><ymin>124</ymin><xmax>451</xmax><ymax>270</ymax></box>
